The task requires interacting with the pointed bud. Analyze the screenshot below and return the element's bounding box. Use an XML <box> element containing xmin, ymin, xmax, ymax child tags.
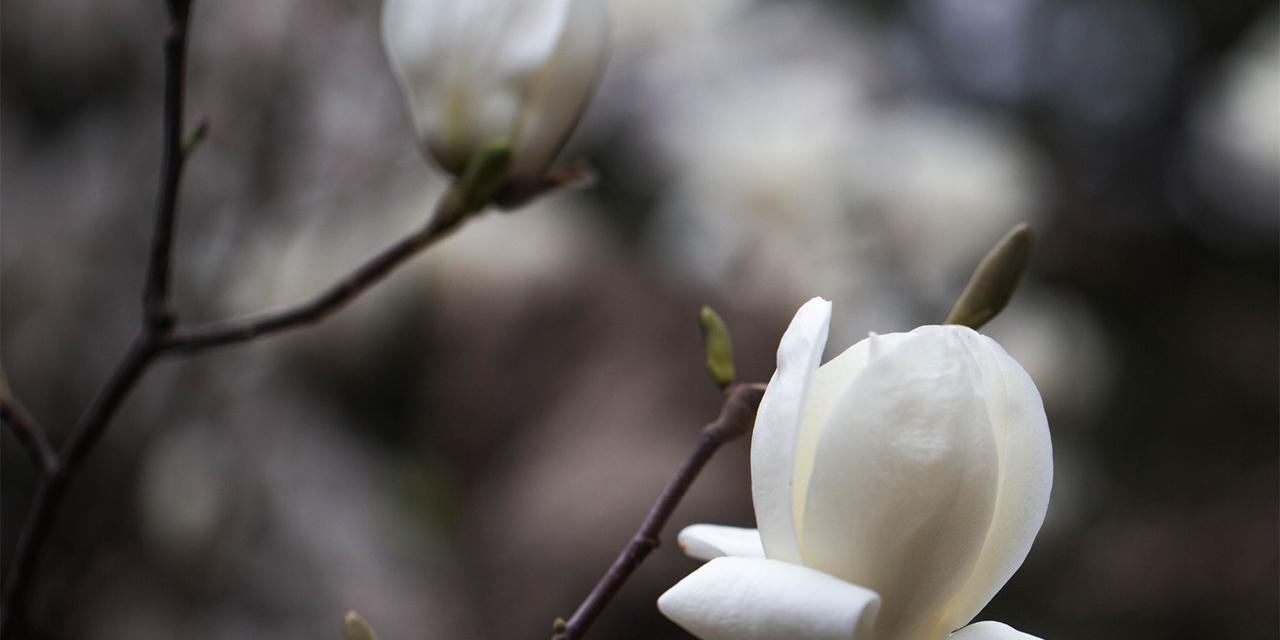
<box><xmin>459</xmin><ymin>135</ymin><xmax>515</xmax><ymax>207</ymax></box>
<box><xmin>945</xmin><ymin>223</ymin><xmax>1035</xmax><ymax>330</ymax></box>
<box><xmin>699</xmin><ymin>306</ymin><xmax>736</xmax><ymax>390</ymax></box>
<box><xmin>343</xmin><ymin>611</ymin><xmax>379</xmax><ymax>640</ymax></box>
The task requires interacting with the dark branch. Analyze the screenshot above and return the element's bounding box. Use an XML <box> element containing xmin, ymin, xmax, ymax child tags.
<box><xmin>0</xmin><ymin>0</ymin><xmax>490</xmax><ymax>633</ymax></box>
<box><xmin>0</xmin><ymin>479</ymin><xmax>60</xmax><ymax>636</ymax></box>
<box><xmin>0</xmin><ymin>197</ymin><xmax>469</xmax><ymax>637</ymax></box>
<box><xmin>1</xmin><ymin>393</ymin><xmax>58</xmax><ymax>476</ymax></box>
<box><xmin>142</xmin><ymin>0</ymin><xmax>193</xmax><ymax>332</ymax></box>
<box><xmin>0</xmin><ymin>133</ymin><xmax>474</xmax><ymax>640</ymax></box>
<box><xmin>162</xmin><ymin>196</ymin><xmax>464</xmax><ymax>355</ymax></box>
<box><xmin>0</xmin><ymin>2</ymin><xmax>196</xmax><ymax>634</ymax></box>
<box><xmin>552</xmin><ymin>382</ymin><xmax>767</xmax><ymax>640</ymax></box>
<box><xmin>0</xmin><ymin>332</ymin><xmax>163</xmax><ymax>636</ymax></box>
<box><xmin>63</xmin><ymin>336</ymin><xmax>163</xmax><ymax>472</ymax></box>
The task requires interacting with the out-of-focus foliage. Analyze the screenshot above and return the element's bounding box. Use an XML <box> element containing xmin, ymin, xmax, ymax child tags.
<box><xmin>2</xmin><ymin>0</ymin><xmax>1275</xmax><ymax>638</ymax></box>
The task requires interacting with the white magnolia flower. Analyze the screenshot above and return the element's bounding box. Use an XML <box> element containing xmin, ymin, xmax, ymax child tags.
<box><xmin>659</xmin><ymin>298</ymin><xmax>1053</xmax><ymax>640</ymax></box>
<box><xmin>382</xmin><ymin>0</ymin><xmax>610</xmax><ymax>183</ymax></box>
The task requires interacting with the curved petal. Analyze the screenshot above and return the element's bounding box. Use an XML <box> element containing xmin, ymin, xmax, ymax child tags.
<box><xmin>937</xmin><ymin>334</ymin><xmax>1053</xmax><ymax>632</ymax></box>
<box><xmin>509</xmin><ymin>0</ymin><xmax>611</xmax><ymax>179</ymax></box>
<box><xmin>790</xmin><ymin>331</ymin><xmax>915</xmax><ymax>545</ymax></box>
<box><xmin>383</xmin><ymin>0</ymin><xmax>575</xmax><ymax>172</ymax></box>
<box><xmin>800</xmin><ymin>326</ymin><xmax>999</xmax><ymax>640</ymax></box>
<box><xmin>383</xmin><ymin>0</ymin><xmax>455</xmax><ymax>159</ymax></box>
<box><xmin>677</xmin><ymin>525</ymin><xmax>765</xmax><ymax>561</ymax></box>
<box><xmin>750</xmin><ymin>297</ymin><xmax>831</xmax><ymax>563</ymax></box>
<box><xmin>658</xmin><ymin>557</ymin><xmax>880</xmax><ymax>640</ymax></box>
<box><xmin>949</xmin><ymin>621</ymin><xmax>1044</xmax><ymax>640</ymax></box>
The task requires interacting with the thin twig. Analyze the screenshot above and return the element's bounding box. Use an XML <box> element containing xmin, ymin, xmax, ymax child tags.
<box><xmin>0</xmin><ymin>335</ymin><xmax>162</xmax><ymax>636</ymax></box>
<box><xmin>552</xmin><ymin>382</ymin><xmax>767</xmax><ymax>640</ymax></box>
<box><xmin>0</xmin><ymin>1</ymin><xmax>194</xmax><ymax>632</ymax></box>
<box><xmin>0</xmin><ymin>0</ymin><xmax>494</xmax><ymax>633</ymax></box>
<box><xmin>0</xmin><ymin>83</ymin><xmax>473</xmax><ymax>640</ymax></box>
<box><xmin>142</xmin><ymin>0</ymin><xmax>193</xmax><ymax>332</ymax></box>
<box><xmin>162</xmin><ymin>197</ymin><xmax>463</xmax><ymax>355</ymax></box>
<box><xmin>0</xmin><ymin>181</ymin><xmax>468</xmax><ymax>637</ymax></box>
<box><xmin>1</xmin><ymin>394</ymin><xmax>58</xmax><ymax>476</ymax></box>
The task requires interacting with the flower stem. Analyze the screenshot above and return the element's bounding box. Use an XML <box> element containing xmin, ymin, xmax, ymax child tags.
<box><xmin>551</xmin><ymin>382</ymin><xmax>767</xmax><ymax>640</ymax></box>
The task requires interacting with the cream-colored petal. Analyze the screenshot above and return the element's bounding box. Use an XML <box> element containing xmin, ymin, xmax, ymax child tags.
<box><xmin>677</xmin><ymin>525</ymin><xmax>765</xmax><ymax>561</ymax></box>
<box><xmin>949</xmin><ymin>621</ymin><xmax>1044</xmax><ymax>639</ymax></box>
<box><xmin>382</xmin><ymin>0</ymin><xmax>578</xmax><ymax>173</ymax></box>
<box><xmin>791</xmin><ymin>331</ymin><xmax>916</xmax><ymax>546</ymax></box>
<box><xmin>750</xmin><ymin>297</ymin><xmax>831</xmax><ymax>563</ymax></box>
<box><xmin>800</xmin><ymin>325</ymin><xmax>1000</xmax><ymax>640</ymax></box>
<box><xmin>383</xmin><ymin>0</ymin><xmax>457</xmax><ymax>159</ymax></box>
<box><xmin>936</xmin><ymin>333</ymin><xmax>1053</xmax><ymax>633</ymax></box>
<box><xmin>509</xmin><ymin>0</ymin><xmax>611</xmax><ymax>179</ymax></box>
<box><xmin>658</xmin><ymin>557</ymin><xmax>881</xmax><ymax>640</ymax></box>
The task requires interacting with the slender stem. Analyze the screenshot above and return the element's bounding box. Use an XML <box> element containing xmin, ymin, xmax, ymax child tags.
<box><xmin>0</xmin><ymin>341</ymin><xmax>163</xmax><ymax>637</ymax></box>
<box><xmin>0</xmin><ymin>0</ymin><xmax>195</xmax><ymax>628</ymax></box>
<box><xmin>0</xmin><ymin>201</ymin><xmax>467</xmax><ymax>637</ymax></box>
<box><xmin>142</xmin><ymin>0</ymin><xmax>193</xmax><ymax>332</ymax></box>
<box><xmin>0</xmin><ymin>0</ymin><xmax>479</xmax><ymax>632</ymax></box>
<box><xmin>0</xmin><ymin>394</ymin><xmax>58</xmax><ymax>476</ymax></box>
<box><xmin>553</xmin><ymin>382</ymin><xmax>767</xmax><ymax>640</ymax></box>
<box><xmin>162</xmin><ymin>195</ymin><xmax>463</xmax><ymax>355</ymax></box>
<box><xmin>64</xmin><ymin>336</ymin><xmax>164</xmax><ymax>471</ymax></box>
<box><xmin>0</xmin><ymin>477</ymin><xmax>61</xmax><ymax>634</ymax></box>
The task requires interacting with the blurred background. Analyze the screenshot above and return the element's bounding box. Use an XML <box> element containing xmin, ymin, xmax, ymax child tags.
<box><xmin>2</xmin><ymin>0</ymin><xmax>1276</xmax><ymax>638</ymax></box>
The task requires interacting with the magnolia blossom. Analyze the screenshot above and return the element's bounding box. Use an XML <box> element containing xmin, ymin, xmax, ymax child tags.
<box><xmin>659</xmin><ymin>298</ymin><xmax>1053</xmax><ymax>640</ymax></box>
<box><xmin>382</xmin><ymin>0</ymin><xmax>610</xmax><ymax>182</ymax></box>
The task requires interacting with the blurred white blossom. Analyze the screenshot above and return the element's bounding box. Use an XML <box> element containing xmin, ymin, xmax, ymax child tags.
<box><xmin>382</xmin><ymin>0</ymin><xmax>610</xmax><ymax>184</ymax></box>
<box><xmin>608</xmin><ymin>0</ymin><xmax>752</xmax><ymax>51</ymax></box>
<box><xmin>1188</xmin><ymin>12</ymin><xmax>1279</xmax><ymax>235</ymax></box>
<box><xmin>635</xmin><ymin>3</ymin><xmax>1047</xmax><ymax>338</ymax></box>
<box><xmin>852</xmin><ymin>106</ymin><xmax>1047</xmax><ymax>302</ymax></box>
<box><xmin>138</xmin><ymin>423</ymin><xmax>247</xmax><ymax>567</ymax></box>
<box><xmin>639</xmin><ymin>5</ymin><xmax>882</xmax><ymax>312</ymax></box>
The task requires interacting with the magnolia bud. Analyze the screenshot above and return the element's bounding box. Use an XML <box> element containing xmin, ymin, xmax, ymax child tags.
<box><xmin>699</xmin><ymin>305</ymin><xmax>736</xmax><ymax>390</ymax></box>
<box><xmin>342</xmin><ymin>611</ymin><xmax>378</xmax><ymax>640</ymax></box>
<box><xmin>945</xmin><ymin>223</ymin><xmax>1034</xmax><ymax>330</ymax></box>
<box><xmin>382</xmin><ymin>0</ymin><xmax>610</xmax><ymax>191</ymax></box>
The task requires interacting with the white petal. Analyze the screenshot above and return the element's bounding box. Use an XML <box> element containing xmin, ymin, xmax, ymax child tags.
<box><xmin>800</xmin><ymin>325</ymin><xmax>1000</xmax><ymax>640</ymax></box>
<box><xmin>382</xmin><ymin>0</ymin><xmax>578</xmax><ymax>173</ymax></box>
<box><xmin>677</xmin><ymin>525</ymin><xmax>765</xmax><ymax>561</ymax></box>
<box><xmin>509</xmin><ymin>0</ymin><xmax>611</xmax><ymax>179</ymax></box>
<box><xmin>937</xmin><ymin>334</ymin><xmax>1053</xmax><ymax>632</ymax></box>
<box><xmin>949</xmin><ymin>621</ymin><xmax>1044</xmax><ymax>640</ymax></box>
<box><xmin>750</xmin><ymin>297</ymin><xmax>831</xmax><ymax>563</ymax></box>
<box><xmin>790</xmin><ymin>331</ymin><xmax>915</xmax><ymax>545</ymax></box>
<box><xmin>658</xmin><ymin>557</ymin><xmax>880</xmax><ymax>640</ymax></box>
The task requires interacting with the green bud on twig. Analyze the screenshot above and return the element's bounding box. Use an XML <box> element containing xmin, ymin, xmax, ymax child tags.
<box><xmin>699</xmin><ymin>306</ymin><xmax>736</xmax><ymax>390</ymax></box>
<box><xmin>439</xmin><ymin>137</ymin><xmax>514</xmax><ymax>225</ymax></box>
<box><xmin>945</xmin><ymin>223</ymin><xmax>1035</xmax><ymax>330</ymax></box>
<box><xmin>342</xmin><ymin>611</ymin><xmax>379</xmax><ymax>640</ymax></box>
<box><xmin>458</xmin><ymin>137</ymin><xmax>514</xmax><ymax>209</ymax></box>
